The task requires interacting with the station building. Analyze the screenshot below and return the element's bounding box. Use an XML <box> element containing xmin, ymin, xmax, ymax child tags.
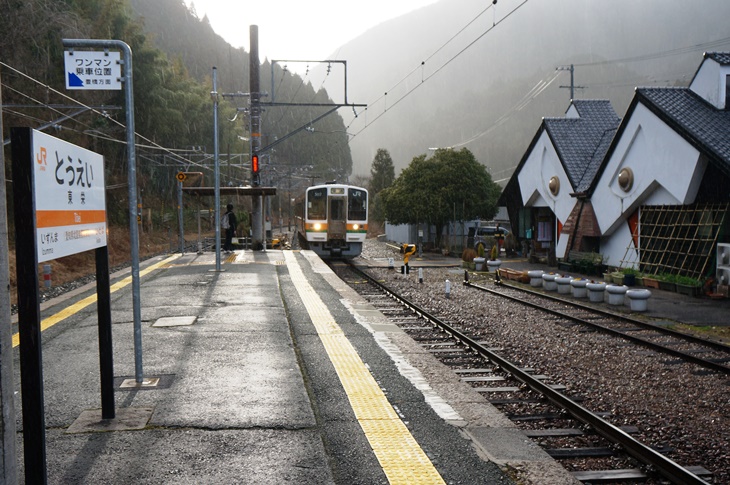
<box><xmin>501</xmin><ymin>52</ymin><xmax>730</xmax><ymax>284</ymax></box>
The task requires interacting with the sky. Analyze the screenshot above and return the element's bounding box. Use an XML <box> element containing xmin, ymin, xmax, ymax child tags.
<box><xmin>187</xmin><ymin>1</ymin><xmax>440</xmax><ymax>72</ymax></box>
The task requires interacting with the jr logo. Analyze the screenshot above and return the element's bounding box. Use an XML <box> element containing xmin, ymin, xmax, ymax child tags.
<box><xmin>36</xmin><ymin>147</ymin><xmax>47</xmax><ymax>171</ymax></box>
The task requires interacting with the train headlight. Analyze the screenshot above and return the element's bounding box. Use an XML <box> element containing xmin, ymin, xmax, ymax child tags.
<box><xmin>314</xmin><ymin>223</ymin><xmax>322</xmax><ymax>231</ymax></box>
<box><xmin>353</xmin><ymin>224</ymin><xmax>359</xmax><ymax>230</ymax></box>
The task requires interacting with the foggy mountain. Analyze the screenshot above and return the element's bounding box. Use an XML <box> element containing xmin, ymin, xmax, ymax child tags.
<box><xmin>308</xmin><ymin>0</ymin><xmax>730</xmax><ymax>183</ymax></box>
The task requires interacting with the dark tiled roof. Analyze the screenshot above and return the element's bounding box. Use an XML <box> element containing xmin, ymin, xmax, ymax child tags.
<box><xmin>544</xmin><ymin>100</ymin><xmax>620</xmax><ymax>193</ymax></box>
<box><xmin>705</xmin><ymin>52</ymin><xmax>730</xmax><ymax>65</ymax></box>
<box><xmin>637</xmin><ymin>87</ymin><xmax>730</xmax><ymax>175</ymax></box>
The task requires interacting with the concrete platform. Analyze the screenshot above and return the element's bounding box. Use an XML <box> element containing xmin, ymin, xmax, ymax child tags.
<box><xmin>12</xmin><ymin>249</ymin><xmax>579</xmax><ymax>484</ymax></box>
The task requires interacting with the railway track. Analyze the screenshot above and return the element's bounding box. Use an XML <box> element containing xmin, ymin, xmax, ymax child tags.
<box><xmin>464</xmin><ymin>272</ymin><xmax>730</xmax><ymax>376</ymax></box>
<box><xmin>334</xmin><ymin>260</ymin><xmax>715</xmax><ymax>484</ymax></box>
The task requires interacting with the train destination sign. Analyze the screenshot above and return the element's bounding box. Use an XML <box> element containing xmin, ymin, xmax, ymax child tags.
<box><xmin>64</xmin><ymin>50</ymin><xmax>122</xmax><ymax>90</ymax></box>
<box><xmin>32</xmin><ymin>129</ymin><xmax>107</xmax><ymax>262</ymax></box>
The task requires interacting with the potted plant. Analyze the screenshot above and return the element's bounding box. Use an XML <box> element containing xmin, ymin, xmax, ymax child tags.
<box><xmin>634</xmin><ymin>272</ymin><xmax>645</xmax><ymax>286</ymax></box>
<box><xmin>462</xmin><ymin>247</ymin><xmax>477</xmax><ymax>270</ymax></box>
<box><xmin>621</xmin><ymin>267</ymin><xmax>639</xmax><ymax>286</ymax></box>
<box><xmin>657</xmin><ymin>273</ymin><xmax>678</xmax><ymax>292</ymax></box>
<box><xmin>643</xmin><ymin>274</ymin><xmax>660</xmax><ymax>289</ymax></box>
<box><xmin>472</xmin><ymin>245</ymin><xmax>485</xmax><ymax>271</ymax></box>
<box><xmin>603</xmin><ymin>270</ymin><xmax>613</xmax><ymax>283</ymax></box>
<box><xmin>486</xmin><ymin>245</ymin><xmax>502</xmax><ymax>272</ymax></box>
<box><xmin>611</xmin><ymin>271</ymin><xmax>625</xmax><ymax>285</ymax></box>
<box><xmin>603</xmin><ymin>261</ymin><xmax>613</xmax><ymax>283</ymax></box>
<box><xmin>676</xmin><ymin>275</ymin><xmax>702</xmax><ymax>297</ymax></box>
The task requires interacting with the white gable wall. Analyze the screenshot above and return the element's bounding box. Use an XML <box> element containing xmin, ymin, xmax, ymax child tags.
<box><xmin>600</xmin><ymin>220</ymin><xmax>635</xmax><ymax>268</ymax></box>
<box><xmin>565</xmin><ymin>104</ymin><xmax>580</xmax><ymax>118</ymax></box>
<box><xmin>592</xmin><ymin>102</ymin><xmax>704</xmax><ymax>266</ymax></box>
<box><xmin>690</xmin><ymin>57</ymin><xmax>728</xmax><ymax>109</ymax></box>
<box><xmin>518</xmin><ymin>130</ymin><xmax>577</xmax><ymax>257</ymax></box>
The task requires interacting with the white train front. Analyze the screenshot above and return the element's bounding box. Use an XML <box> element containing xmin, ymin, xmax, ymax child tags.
<box><xmin>296</xmin><ymin>183</ymin><xmax>368</xmax><ymax>258</ymax></box>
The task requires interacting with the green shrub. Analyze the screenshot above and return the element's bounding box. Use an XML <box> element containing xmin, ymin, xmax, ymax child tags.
<box><xmin>656</xmin><ymin>273</ymin><xmax>679</xmax><ymax>283</ymax></box>
<box><xmin>675</xmin><ymin>275</ymin><xmax>701</xmax><ymax>286</ymax></box>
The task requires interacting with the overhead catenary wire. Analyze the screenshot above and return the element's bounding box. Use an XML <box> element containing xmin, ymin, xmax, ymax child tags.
<box><xmin>359</xmin><ymin>1</ymin><xmax>498</xmax><ymax>113</ymax></box>
<box><xmin>0</xmin><ymin>60</ymin><xmax>211</xmax><ymax>172</ymax></box>
<box><xmin>323</xmin><ymin>11</ymin><xmax>730</xmax><ymax>172</ymax></box>
<box><xmin>574</xmin><ymin>35</ymin><xmax>730</xmax><ymax>68</ymax></box>
<box><xmin>344</xmin><ymin>0</ymin><xmax>531</xmax><ymax>139</ymax></box>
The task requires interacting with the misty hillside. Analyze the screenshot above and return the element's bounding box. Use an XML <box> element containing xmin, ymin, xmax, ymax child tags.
<box><xmin>129</xmin><ymin>0</ymin><xmax>354</xmax><ymax>181</ymax></box>
<box><xmin>308</xmin><ymin>0</ymin><xmax>730</xmax><ymax>182</ymax></box>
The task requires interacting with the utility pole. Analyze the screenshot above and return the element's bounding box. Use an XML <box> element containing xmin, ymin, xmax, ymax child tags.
<box><xmin>250</xmin><ymin>25</ymin><xmax>264</xmax><ymax>250</ymax></box>
<box><xmin>0</xmin><ymin>67</ymin><xmax>19</xmax><ymax>485</ymax></box>
<box><xmin>556</xmin><ymin>64</ymin><xmax>584</xmax><ymax>101</ymax></box>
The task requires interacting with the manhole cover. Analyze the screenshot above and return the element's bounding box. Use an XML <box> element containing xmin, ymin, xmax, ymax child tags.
<box><xmin>152</xmin><ymin>316</ymin><xmax>196</xmax><ymax>327</ymax></box>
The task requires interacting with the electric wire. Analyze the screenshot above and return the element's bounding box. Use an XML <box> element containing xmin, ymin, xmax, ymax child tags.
<box><xmin>574</xmin><ymin>35</ymin><xmax>730</xmax><ymax>68</ymax></box>
<box><xmin>357</xmin><ymin>2</ymin><xmax>496</xmax><ymax>117</ymax></box>
<box><xmin>333</xmin><ymin>8</ymin><xmax>730</xmax><ymax>171</ymax></box>
<box><xmin>1</xmin><ymin>60</ymin><xmax>216</xmax><ymax>172</ymax></box>
<box><xmin>344</xmin><ymin>0</ymin><xmax>530</xmax><ymax>139</ymax></box>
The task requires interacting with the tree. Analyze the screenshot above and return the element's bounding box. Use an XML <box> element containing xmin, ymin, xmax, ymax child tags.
<box><xmin>380</xmin><ymin>148</ymin><xmax>501</xmax><ymax>248</ymax></box>
<box><xmin>369</xmin><ymin>149</ymin><xmax>395</xmax><ymax>194</ymax></box>
<box><xmin>369</xmin><ymin>148</ymin><xmax>395</xmax><ymax>222</ymax></box>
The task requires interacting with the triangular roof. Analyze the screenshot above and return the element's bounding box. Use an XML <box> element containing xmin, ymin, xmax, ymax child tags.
<box><xmin>498</xmin><ymin>100</ymin><xmax>620</xmax><ymax>210</ymax></box>
<box><xmin>638</xmin><ymin>87</ymin><xmax>730</xmax><ymax>175</ymax></box>
<box><xmin>543</xmin><ymin>99</ymin><xmax>620</xmax><ymax>194</ymax></box>
<box><xmin>591</xmin><ymin>86</ymin><xmax>730</xmax><ymax>195</ymax></box>
<box><xmin>704</xmin><ymin>52</ymin><xmax>730</xmax><ymax>65</ymax></box>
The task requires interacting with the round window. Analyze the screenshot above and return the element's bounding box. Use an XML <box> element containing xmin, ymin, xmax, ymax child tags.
<box><xmin>549</xmin><ymin>176</ymin><xmax>560</xmax><ymax>196</ymax></box>
<box><xmin>618</xmin><ymin>167</ymin><xmax>634</xmax><ymax>192</ymax></box>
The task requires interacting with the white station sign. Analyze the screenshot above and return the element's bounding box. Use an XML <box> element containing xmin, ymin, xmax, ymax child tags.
<box><xmin>32</xmin><ymin>130</ymin><xmax>107</xmax><ymax>262</ymax></box>
<box><xmin>64</xmin><ymin>50</ymin><xmax>122</xmax><ymax>90</ymax></box>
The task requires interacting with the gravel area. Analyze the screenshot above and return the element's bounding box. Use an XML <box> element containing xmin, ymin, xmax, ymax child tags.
<box><xmin>356</xmin><ymin>239</ymin><xmax>730</xmax><ymax>483</ymax></box>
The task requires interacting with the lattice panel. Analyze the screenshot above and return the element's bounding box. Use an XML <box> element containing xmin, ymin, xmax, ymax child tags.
<box><xmin>635</xmin><ymin>203</ymin><xmax>728</xmax><ymax>279</ymax></box>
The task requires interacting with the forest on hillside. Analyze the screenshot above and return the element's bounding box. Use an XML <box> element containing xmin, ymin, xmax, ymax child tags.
<box><xmin>1</xmin><ymin>0</ymin><xmax>352</xmax><ymax>234</ymax></box>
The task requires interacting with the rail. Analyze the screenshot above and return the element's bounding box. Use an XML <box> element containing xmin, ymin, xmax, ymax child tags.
<box><xmin>347</xmin><ymin>261</ymin><xmax>711</xmax><ymax>485</ymax></box>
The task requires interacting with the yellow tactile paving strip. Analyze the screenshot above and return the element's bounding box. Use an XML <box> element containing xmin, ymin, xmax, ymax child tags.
<box><xmin>284</xmin><ymin>251</ymin><xmax>445</xmax><ymax>485</ymax></box>
<box><xmin>12</xmin><ymin>254</ymin><xmax>180</xmax><ymax>348</ymax></box>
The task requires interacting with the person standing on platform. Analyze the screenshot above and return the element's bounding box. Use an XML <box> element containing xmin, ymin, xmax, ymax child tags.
<box><xmin>222</xmin><ymin>203</ymin><xmax>237</xmax><ymax>253</ymax></box>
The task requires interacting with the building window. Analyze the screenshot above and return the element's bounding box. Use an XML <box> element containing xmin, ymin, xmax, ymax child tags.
<box><xmin>618</xmin><ymin>167</ymin><xmax>634</xmax><ymax>192</ymax></box>
<box><xmin>549</xmin><ymin>176</ymin><xmax>560</xmax><ymax>196</ymax></box>
<box><xmin>726</xmin><ymin>75</ymin><xmax>730</xmax><ymax>109</ymax></box>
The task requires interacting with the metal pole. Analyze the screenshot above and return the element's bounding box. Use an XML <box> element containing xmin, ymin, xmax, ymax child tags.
<box><xmin>63</xmin><ymin>39</ymin><xmax>144</xmax><ymax>383</ymax></box>
<box><xmin>213</xmin><ymin>67</ymin><xmax>222</xmax><ymax>270</ymax></box>
<box><xmin>178</xmin><ymin>180</ymin><xmax>183</xmax><ymax>253</ymax></box>
<box><xmin>0</xmin><ymin>69</ymin><xmax>18</xmax><ymax>485</ymax></box>
<box><xmin>197</xmin><ymin>195</ymin><xmax>202</xmax><ymax>254</ymax></box>
<box><xmin>11</xmin><ymin>127</ymin><xmax>47</xmax><ymax>484</ymax></box>
<box><xmin>569</xmin><ymin>64</ymin><xmax>574</xmax><ymax>100</ymax></box>
<box><xmin>250</xmin><ymin>25</ymin><xmax>263</xmax><ymax>250</ymax></box>
<box><xmin>95</xmin><ymin>246</ymin><xmax>115</xmax><ymax>419</ymax></box>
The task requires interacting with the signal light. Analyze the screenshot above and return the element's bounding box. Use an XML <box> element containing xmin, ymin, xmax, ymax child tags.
<box><xmin>251</xmin><ymin>153</ymin><xmax>260</xmax><ymax>186</ymax></box>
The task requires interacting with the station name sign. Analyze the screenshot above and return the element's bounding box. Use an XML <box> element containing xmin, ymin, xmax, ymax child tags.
<box><xmin>32</xmin><ymin>130</ymin><xmax>107</xmax><ymax>262</ymax></box>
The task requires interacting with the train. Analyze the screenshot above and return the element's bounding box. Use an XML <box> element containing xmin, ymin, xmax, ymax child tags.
<box><xmin>295</xmin><ymin>183</ymin><xmax>368</xmax><ymax>258</ymax></box>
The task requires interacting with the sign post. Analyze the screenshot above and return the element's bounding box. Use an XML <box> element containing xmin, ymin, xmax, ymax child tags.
<box><xmin>63</xmin><ymin>39</ymin><xmax>145</xmax><ymax>384</ymax></box>
<box><xmin>11</xmin><ymin>128</ymin><xmax>111</xmax><ymax>485</ymax></box>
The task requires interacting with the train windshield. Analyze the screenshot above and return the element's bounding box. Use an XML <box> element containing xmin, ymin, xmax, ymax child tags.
<box><xmin>330</xmin><ymin>198</ymin><xmax>345</xmax><ymax>220</ymax></box>
<box><xmin>307</xmin><ymin>188</ymin><xmax>327</xmax><ymax>220</ymax></box>
<box><xmin>348</xmin><ymin>188</ymin><xmax>367</xmax><ymax>221</ymax></box>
